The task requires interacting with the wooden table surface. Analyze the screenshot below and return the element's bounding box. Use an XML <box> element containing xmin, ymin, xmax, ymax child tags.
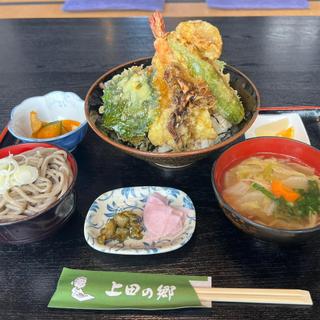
<box><xmin>0</xmin><ymin>17</ymin><xmax>320</xmax><ymax>320</ymax></box>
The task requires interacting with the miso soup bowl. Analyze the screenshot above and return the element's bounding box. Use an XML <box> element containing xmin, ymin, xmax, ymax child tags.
<box><xmin>0</xmin><ymin>143</ymin><xmax>77</xmax><ymax>244</ymax></box>
<box><xmin>211</xmin><ymin>137</ymin><xmax>320</xmax><ymax>243</ymax></box>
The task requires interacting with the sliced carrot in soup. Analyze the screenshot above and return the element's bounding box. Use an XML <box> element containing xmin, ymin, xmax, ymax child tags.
<box><xmin>271</xmin><ymin>180</ymin><xmax>300</xmax><ymax>202</ymax></box>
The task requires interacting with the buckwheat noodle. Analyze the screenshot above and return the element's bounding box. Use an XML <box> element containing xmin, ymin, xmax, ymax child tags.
<box><xmin>0</xmin><ymin>147</ymin><xmax>73</xmax><ymax>223</ymax></box>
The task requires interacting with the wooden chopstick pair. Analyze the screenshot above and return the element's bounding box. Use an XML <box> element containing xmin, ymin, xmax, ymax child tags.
<box><xmin>194</xmin><ymin>287</ymin><xmax>313</xmax><ymax>305</ymax></box>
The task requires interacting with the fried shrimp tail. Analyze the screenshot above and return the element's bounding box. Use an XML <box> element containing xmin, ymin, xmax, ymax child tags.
<box><xmin>149</xmin><ymin>12</ymin><xmax>167</xmax><ymax>39</ymax></box>
<box><xmin>149</xmin><ymin>12</ymin><xmax>172</xmax><ymax>64</ymax></box>
<box><xmin>148</xmin><ymin>12</ymin><xmax>176</xmax><ymax>149</ymax></box>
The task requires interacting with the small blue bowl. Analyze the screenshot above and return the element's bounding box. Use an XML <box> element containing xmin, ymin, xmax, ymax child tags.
<box><xmin>8</xmin><ymin>91</ymin><xmax>88</xmax><ymax>152</ymax></box>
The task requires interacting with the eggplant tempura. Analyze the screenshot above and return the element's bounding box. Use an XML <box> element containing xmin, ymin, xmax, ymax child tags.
<box><xmin>99</xmin><ymin>13</ymin><xmax>245</xmax><ymax>152</ymax></box>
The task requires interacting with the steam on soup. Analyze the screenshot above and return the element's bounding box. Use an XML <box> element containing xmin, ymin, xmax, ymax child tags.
<box><xmin>222</xmin><ymin>156</ymin><xmax>320</xmax><ymax>230</ymax></box>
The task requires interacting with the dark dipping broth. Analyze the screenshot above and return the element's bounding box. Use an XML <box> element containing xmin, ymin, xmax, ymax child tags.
<box><xmin>222</xmin><ymin>155</ymin><xmax>320</xmax><ymax>230</ymax></box>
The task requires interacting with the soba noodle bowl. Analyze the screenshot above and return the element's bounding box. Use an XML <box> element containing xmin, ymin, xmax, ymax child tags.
<box><xmin>0</xmin><ymin>147</ymin><xmax>73</xmax><ymax>223</ymax></box>
<box><xmin>222</xmin><ymin>156</ymin><xmax>320</xmax><ymax>230</ymax></box>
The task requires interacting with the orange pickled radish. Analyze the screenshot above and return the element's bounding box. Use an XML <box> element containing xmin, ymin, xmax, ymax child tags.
<box><xmin>62</xmin><ymin>120</ymin><xmax>80</xmax><ymax>132</ymax></box>
<box><xmin>276</xmin><ymin>126</ymin><xmax>294</xmax><ymax>138</ymax></box>
<box><xmin>271</xmin><ymin>180</ymin><xmax>300</xmax><ymax>202</ymax></box>
<box><xmin>35</xmin><ymin>121</ymin><xmax>62</xmax><ymax>139</ymax></box>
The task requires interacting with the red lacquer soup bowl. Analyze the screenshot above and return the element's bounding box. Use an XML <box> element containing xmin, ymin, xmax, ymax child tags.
<box><xmin>211</xmin><ymin>137</ymin><xmax>320</xmax><ymax>243</ymax></box>
<box><xmin>0</xmin><ymin>143</ymin><xmax>78</xmax><ymax>244</ymax></box>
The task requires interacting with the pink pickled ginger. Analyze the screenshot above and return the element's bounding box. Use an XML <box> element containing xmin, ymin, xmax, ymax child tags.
<box><xmin>143</xmin><ymin>193</ymin><xmax>186</xmax><ymax>241</ymax></box>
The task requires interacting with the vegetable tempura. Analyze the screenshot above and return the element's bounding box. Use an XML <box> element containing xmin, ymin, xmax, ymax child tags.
<box><xmin>99</xmin><ymin>13</ymin><xmax>245</xmax><ymax>152</ymax></box>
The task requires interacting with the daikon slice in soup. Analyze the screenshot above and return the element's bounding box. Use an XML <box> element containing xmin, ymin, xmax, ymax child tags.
<box><xmin>222</xmin><ymin>156</ymin><xmax>320</xmax><ymax>230</ymax></box>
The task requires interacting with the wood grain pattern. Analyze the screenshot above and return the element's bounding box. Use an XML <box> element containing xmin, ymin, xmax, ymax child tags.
<box><xmin>0</xmin><ymin>17</ymin><xmax>320</xmax><ymax>320</ymax></box>
<box><xmin>0</xmin><ymin>2</ymin><xmax>320</xmax><ymax>19</ymax></box>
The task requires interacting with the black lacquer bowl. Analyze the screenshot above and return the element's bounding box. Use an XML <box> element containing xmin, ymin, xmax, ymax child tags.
<box><xmin>85</xmin><ymin>57</ymin><xmax>260</xmax><ymax>168</ymax></box>
<box><xmin>212</xmin><ymin>137</ymin><xmax>320</xmax><ymax>243</ymax></box>
<box><xmin>0</xmin><ymin>143</ymin><xmax>77</xmax><ymax>244</ymax></box>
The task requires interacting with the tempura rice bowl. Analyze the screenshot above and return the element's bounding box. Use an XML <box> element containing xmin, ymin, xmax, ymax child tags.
<box><xmin>85</xmin><ymin>57</ymin><xmax>260</xmax><ymax>168</ymax></box>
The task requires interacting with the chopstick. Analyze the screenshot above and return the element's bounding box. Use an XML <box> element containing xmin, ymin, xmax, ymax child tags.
<box><xmin>194</xmin><ymin>288</ymin><xmax>313</xmax><ymax>305</ymax></box>
<box><xmin>259</xmin><ymin>106</ymin><xmax>320</xmax><ymax>111</ymax></box>
<box><xmin>0</xmin><ymin>125</ymin><xmax>8</xmax><ymax>144</ymax></box>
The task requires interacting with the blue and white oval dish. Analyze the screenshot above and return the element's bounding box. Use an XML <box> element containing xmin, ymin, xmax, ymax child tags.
<box><xmin>8</xmin><ymin>91</ymin><xmax>87</xmax><ymax>151</ymax></box>
<box><xmin>84</xmin><ymin>186</ymin><xmax>196</xmax><ymax>255</ymax></box>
